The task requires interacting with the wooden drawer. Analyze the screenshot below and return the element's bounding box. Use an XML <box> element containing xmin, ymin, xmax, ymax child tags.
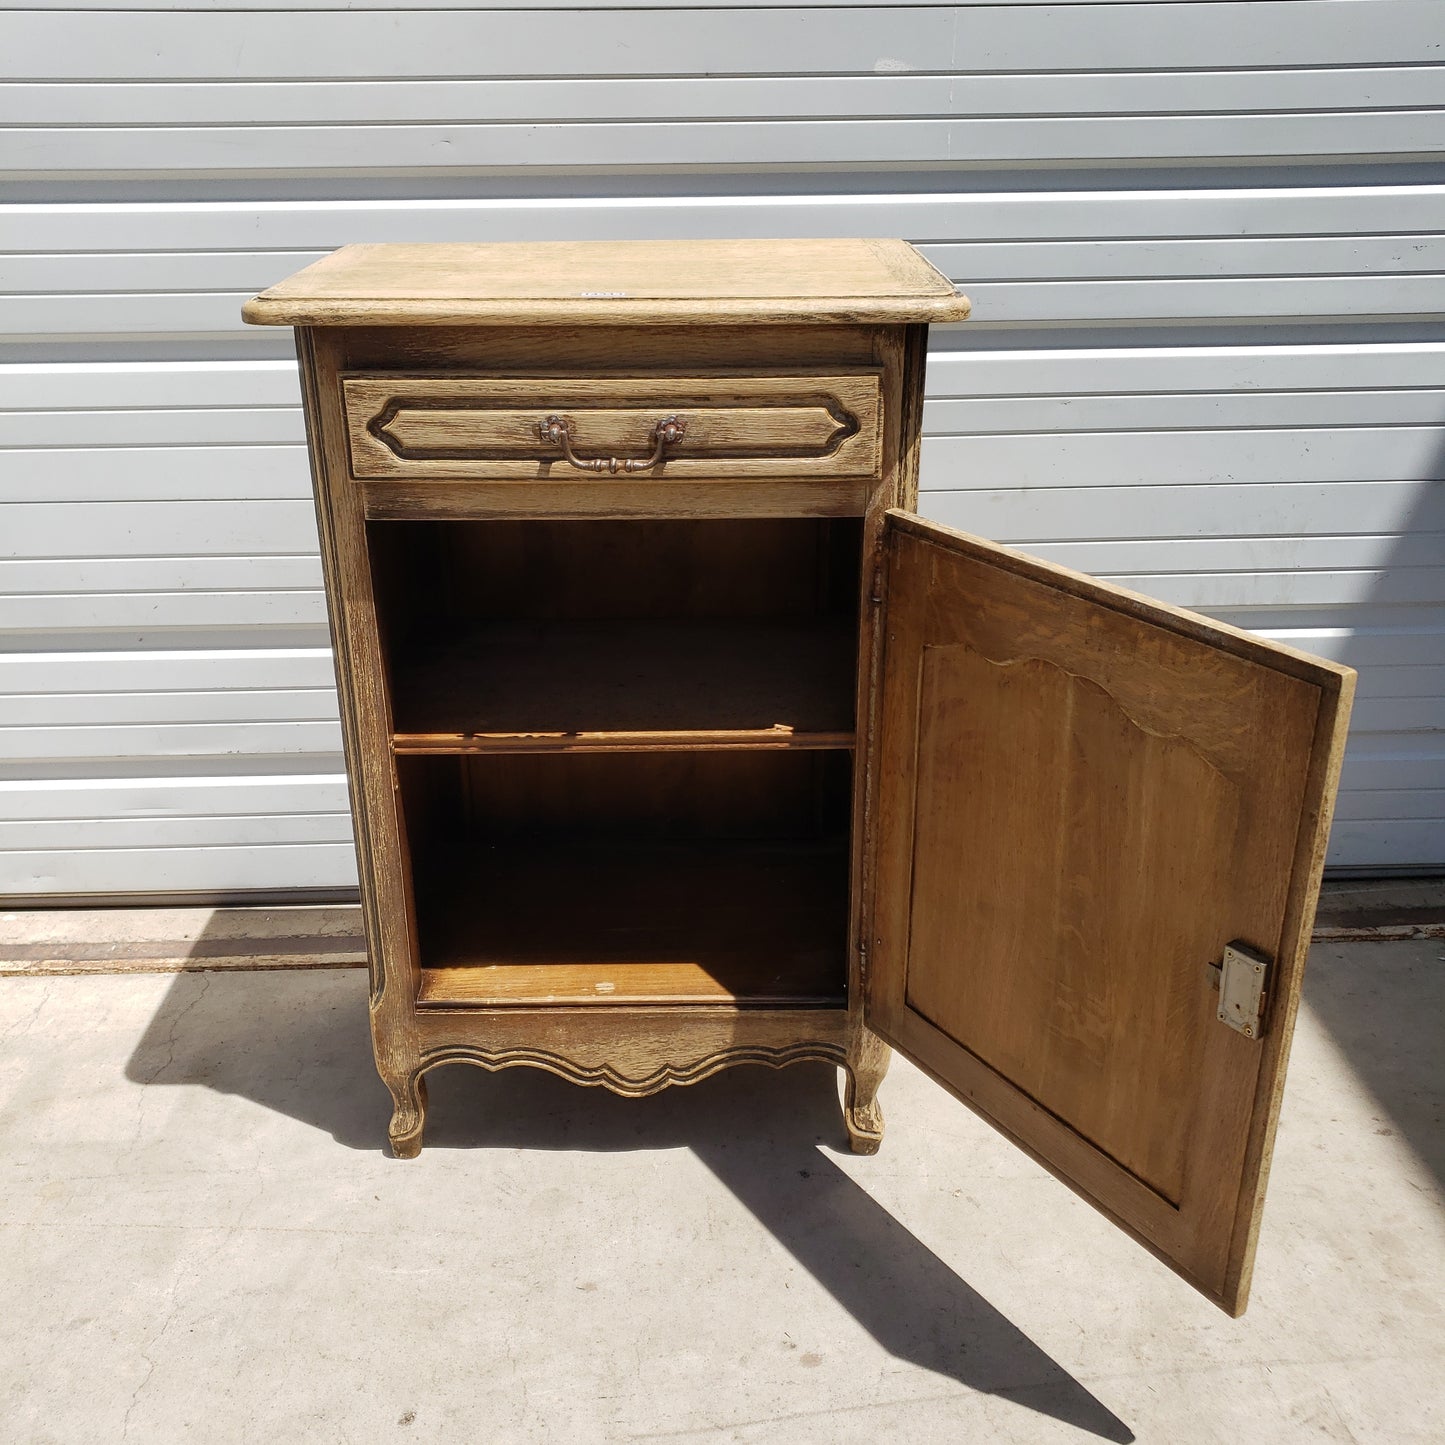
<box><xmin>341</xmin><ymin>371</ymin><xmax>883</xmax><ymax>482</ymax></box>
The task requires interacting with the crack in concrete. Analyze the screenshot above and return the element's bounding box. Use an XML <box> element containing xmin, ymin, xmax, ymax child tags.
<box><xmin>117</xmin><ymin>1158</ymin><xmax>268</xmax><ymax>1441</ymax></box>
<box><xmin>0</xmin><ymin>983</ymin><xmax>53</xmax><ymax>1043</ymax></box>
<box><xmin>138</xmin><ymin>972</ymin><xmax>212</xmax><ymax>1088</ymax></box>
<box><xmin>128</xmin><ymin>973</ymin><xmax>213</xmax><ymax>1154</ymax></box>
<box><xmin>119</xmin><ymin>1269</ymin><xmax>185</xmax><ymax>1442</ymax></box>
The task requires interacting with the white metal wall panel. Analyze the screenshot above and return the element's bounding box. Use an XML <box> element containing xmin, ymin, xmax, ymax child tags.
<box><xmin>2</xmin><ymin>0</ymin><xmax>1442</xmax><ymax>895</ymax></box>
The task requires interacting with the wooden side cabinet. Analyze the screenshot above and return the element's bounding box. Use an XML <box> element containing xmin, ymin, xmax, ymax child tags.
<box><xmin>245</xmin><ymin>239</ymin><xmax>1353</xmax><ymax>1314</ymax></box>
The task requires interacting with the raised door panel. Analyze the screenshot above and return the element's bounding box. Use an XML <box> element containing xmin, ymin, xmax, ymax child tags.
<box><xmin>867</xmin><ymin>510</ymin><xmax>1353</xmax><ymax>1313</ymax></box>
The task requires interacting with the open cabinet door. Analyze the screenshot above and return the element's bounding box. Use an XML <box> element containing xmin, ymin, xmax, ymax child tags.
<box><xmin>866</xmin><ymin>511</ymin><xmax>1354</xmax><ymax>1314</ymax></box>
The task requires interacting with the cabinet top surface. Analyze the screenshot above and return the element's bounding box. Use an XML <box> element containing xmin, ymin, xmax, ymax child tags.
<box><xmin>242</xmin><ymin>239</ymin><xmax>971</xmax><ymax>328</ymax></box>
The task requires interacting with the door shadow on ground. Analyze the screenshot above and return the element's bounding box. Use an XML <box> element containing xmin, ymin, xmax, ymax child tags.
<box><xmin>1299</xmin><ymin>939</ymin><xmax>1445</xmax><ymax>1190</ymax></box>
<box><xmin>1305</xmin><ymin>466</ymin><xmax>1445</xmax><ymax>1195</ymax></box>
<box><xmin>126</xmin><ymin>966</ymin><xmax>1132</xmax><ymax>1443</ymax></box>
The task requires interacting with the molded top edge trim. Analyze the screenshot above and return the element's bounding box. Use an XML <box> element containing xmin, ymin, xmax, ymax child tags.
<box><xmin>241</xmin><ymin>239</ymin><xmax>972</xmax><ymax>327</ymax></box>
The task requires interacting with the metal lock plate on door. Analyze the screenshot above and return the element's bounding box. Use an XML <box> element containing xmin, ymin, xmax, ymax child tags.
<box><xmin>1208</xmin><ymin>941</ymin><xmax>1271</xmax><ymax>1039</ymax></box>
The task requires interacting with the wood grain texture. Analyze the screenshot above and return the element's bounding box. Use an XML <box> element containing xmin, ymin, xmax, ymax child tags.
<box><xmin>843</xmin><ymin>1023</ymin><xmax>891</xmax><ymax>1154</ymax></box>
<box><xmin>420</xmin><ymin>958</ymin><xmax>843</xmax><ymax>1008</ymax></box>
<box><xmin>338</xmin><ymin>322</ymin><xmax>880</xmax><ymax>373</ymax></box>
<box><xmin>263</xmin><ymin>247</ymin><xmax>926</xmax><ymax>1160</ymax></box>
<box><xmin>382</xmin><ymin>650</ymin><xmax>860</xmax><ymax>1152</ymax></box>
<box><xmin>839</xmin><ymin>322</ymin><xmax>927</xmax><ymax>1150</ymax></box>
<box><xmin>410</xmin><ymin>1006</ymin><xmax>850</xmax><ymax>1098</ymax></box>
<box><xmin>243</xmin><ymin>239</ymin><xmax>970</xmax><ymax>328</ymax></box>
<box><xmin>346</xmin><ymin>328</ymin><xmax>880</xmax><ymax>517</ymax></box>
<box><xmin>298</xmin><ymin>327</ymin><xmax>426</xmax><ymax>1121</ymax></box>
<box><xmin>342</xmin><ymin>370</ymin><xmax>883</xmax><ymax>482</ymax></box>
<box><xmin>368</xmin><ymin>514</ymin><xmax>863</xmax><ymax>622</ymax></box>
<box><xmin>406</xmin><ymin>748</ymin><xmax>853</xmax><ymax>843</ymax></box>
<box><xmin>399</xmin><ymin>996</ymin><xmax>854</xmax><ymax>1151</ymax></box>
<box><xmin>1222</xmin><ymin>655</ymin><xmax>1354</xmax><ymax>1312</ymax></box>
<box><xmin>867</xmin><ymin>509</ymin><xmax>1353</xmax><ymax>1312</ymax></box>
<box><xmin>373</xmin><ymin>515</ymin><xmax>862</xmax><ymax>749</ymax></box>
<box><xmin>387</xmin><ymin>618</ymin><xmax>856</xmax><ymax>749</ymax></box>
<box><xmin>413</xmin><ymin>838</ymin><xmax>847</xmax><ymax>996</ymax></box>
<box><xmin>361</xmin><ymin>478</ymin><xmax>871</xmax><ymax>521</ymax></box>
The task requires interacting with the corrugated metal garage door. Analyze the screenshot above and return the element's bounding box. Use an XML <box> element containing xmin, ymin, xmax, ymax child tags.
<box><xmin>3</xmin><ymin>0</ymin><xmax>1442</xmax><ymax>897</ymax></box>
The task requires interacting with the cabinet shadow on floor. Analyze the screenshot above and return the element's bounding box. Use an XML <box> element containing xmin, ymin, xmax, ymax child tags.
<box><xmin>125</xmin><ymin>967</ymin><xmax>1131</xmax><ymax>1442</ymax></box>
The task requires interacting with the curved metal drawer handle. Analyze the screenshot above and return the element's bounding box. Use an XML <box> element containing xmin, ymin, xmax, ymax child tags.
<box><xmin>540</xmin><ymin>414</ymin><xmax>687</xmax><ymax>474</ymax></box>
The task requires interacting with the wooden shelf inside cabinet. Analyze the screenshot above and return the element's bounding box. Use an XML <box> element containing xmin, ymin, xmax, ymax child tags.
<box><xmin>414</xmin><ymin>837</ymin><xmax>849</xmax><ymax>1007</ymax></box>
<box><xmin>388</xmin><ymin>617</ymin><xmax>857</xmax><ymax>754</ymax></box>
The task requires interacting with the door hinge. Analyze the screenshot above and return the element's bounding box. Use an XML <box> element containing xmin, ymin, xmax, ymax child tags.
<box><xmin>1206</xmin><ymin>941</ymin><xmax>1270</xmax><ymax>1040</ymax></box>
<box><xmin>870</xmin><ymin>557</ymin><xmax>885</xmax><ymax>606</ymax></box>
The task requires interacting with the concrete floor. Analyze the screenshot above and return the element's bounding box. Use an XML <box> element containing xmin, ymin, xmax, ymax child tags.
<box><xmin>1</xmin><ymin>939</ymin><xmax>1441</xmax><ymax>1444</ymax></box>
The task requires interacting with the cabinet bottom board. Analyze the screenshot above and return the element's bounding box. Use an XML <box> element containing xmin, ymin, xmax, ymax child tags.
<box><xmin>417</xmin><ymin>960</ymin><xmax>844</xmax><ymax>1008</ymax></box>
<box><xmin>412</xmin><ymin>837</ymin><xmax>849</xmax><ymax>1006</ymax></box>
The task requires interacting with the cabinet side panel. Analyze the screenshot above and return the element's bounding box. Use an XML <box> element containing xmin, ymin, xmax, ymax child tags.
<box><xmin>300</xmin><ymin>327</ymin><xmax>421</xmax><ymax>1070</ymax></box>
<box><xmin>850</xmin><ymin>326</ymin><xmax>920</xmax><ymax>1027</ymax></box>
<box><xmin>895</xmin><ymin>324</ymin><xmax>928</xmax><ymax>515</ymax></box>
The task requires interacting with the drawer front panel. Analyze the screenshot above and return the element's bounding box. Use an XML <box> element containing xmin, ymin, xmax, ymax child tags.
<box><xmin>342</xmin><ymin>372</ymin><xmax>883</xmax><ymax>481</ymax></box>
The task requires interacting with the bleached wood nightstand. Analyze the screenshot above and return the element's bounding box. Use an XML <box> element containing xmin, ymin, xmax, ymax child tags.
<box><xmin>246</xmin><ymin>238</ymin><xmax>1351</xmax><ymax>1313</ymax></box>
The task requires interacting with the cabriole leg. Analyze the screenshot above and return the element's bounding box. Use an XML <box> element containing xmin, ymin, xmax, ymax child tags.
<box><xmin>843</xmin><ymin>1028</ymin><xmax>890</xmax><ymax>1154</ymax></box>
<box><xmin>384</xmin><ymin>1070</ymin><xmax>428</xmax><ymax>1158</ymax></box>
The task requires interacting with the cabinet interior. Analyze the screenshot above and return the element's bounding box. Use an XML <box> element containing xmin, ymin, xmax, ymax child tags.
<box><xmin>369</xmin><ymin>517</ymin><xmax>864</xmax><ymax>1008</ymax></box>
